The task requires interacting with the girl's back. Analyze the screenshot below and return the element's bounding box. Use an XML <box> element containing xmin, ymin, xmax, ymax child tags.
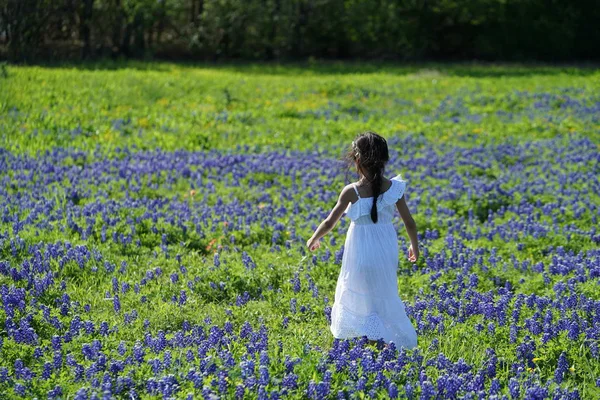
<box><xmin>345</xmin><ymin>174</ymin><xmax>407</xmax><ymax>225</ymax></box>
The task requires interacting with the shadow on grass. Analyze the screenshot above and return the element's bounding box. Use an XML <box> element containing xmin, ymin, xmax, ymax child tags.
<box><xmin>10</xmin><ymin>59</ymin><xmax>600</xmax><ymax>77</ymax></box>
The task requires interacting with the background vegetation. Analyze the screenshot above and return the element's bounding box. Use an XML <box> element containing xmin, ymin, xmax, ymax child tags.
<box><xmin>2</xmin><ymin>0</ymin><xmax>600</xmax><ymax>62</ymax></box>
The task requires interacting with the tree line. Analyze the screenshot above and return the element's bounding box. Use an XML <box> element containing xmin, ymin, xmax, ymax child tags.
<box><xmin>1</xmin><ymin>0</ymin><xmax>599</xmax><ymax>62</ymax></box>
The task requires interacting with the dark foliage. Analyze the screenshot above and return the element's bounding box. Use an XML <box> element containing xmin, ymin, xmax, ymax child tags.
<box><xmin>1</xmin><ymin>0</ymin><xmax>599</xmax><ymax>62</ymax></box>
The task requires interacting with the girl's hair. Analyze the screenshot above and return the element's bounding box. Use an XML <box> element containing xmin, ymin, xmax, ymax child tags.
<box><xmin>344</xmin><ymin>131</ymin><xmax>389</xmax><ymax>223</ymax></box>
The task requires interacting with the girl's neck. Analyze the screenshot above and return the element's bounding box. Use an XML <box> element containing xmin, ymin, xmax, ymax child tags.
<box><xmin>358</xmin><ymin>174</ymin><xmax>376</xmax><ymax>185</ymax></box>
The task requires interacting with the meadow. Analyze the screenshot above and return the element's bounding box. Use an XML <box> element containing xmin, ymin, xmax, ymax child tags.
<box><xmin>0</xmin><ymin>62</ymin><xmax>599</xmax><ymax>399</ymax></box>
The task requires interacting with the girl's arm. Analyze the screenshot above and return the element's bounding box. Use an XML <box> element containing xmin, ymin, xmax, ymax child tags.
<box><xmin>307</xmin><ymin>185</ymin><xmax>354</xmax><ymax>251</ymax></box>
<box><xmin>396</xmin><ymin>196</ymin><xmax>419</xmax><ymax>262</ymax></box>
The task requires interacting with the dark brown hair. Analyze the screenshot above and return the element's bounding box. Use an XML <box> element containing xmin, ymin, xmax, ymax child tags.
<box><xmin>344</xmin><ymin>131</ymin><xmax>390</xmax><ymax>223</ymax></box>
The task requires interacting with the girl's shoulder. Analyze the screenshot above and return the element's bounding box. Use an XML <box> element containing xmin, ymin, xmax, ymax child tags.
<box><xmin>340</xmin><ymin>183</ymin><xmax>360</xmax><ymax>202</ymax></box>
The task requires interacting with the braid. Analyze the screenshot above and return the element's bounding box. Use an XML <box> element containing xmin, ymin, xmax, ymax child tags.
<box><xmin>370</xmin><ymin>164</ymin><xmax>383</xmax><ymax>223</ymax></box>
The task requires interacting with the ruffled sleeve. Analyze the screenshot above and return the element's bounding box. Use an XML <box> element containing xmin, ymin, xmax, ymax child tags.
<box><xmin>381</xmin><ymin>173</ymin><xmax>407</xmax><ymax>206</ymax></box>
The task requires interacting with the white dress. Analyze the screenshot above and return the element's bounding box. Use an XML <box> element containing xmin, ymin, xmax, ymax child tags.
<box><xmin>330</xmin><ymin>174</ymin><xmax>418</xmax><ymax>349</ymax></box>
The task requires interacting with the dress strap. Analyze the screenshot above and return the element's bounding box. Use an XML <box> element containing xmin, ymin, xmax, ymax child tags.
<box><xmin>352</xmin><ymin>184</ymin><xmax>360</xmax><ymax>198</ymax></box>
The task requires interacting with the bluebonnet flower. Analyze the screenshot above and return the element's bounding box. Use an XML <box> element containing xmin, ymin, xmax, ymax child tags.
<box><xmin>215</xmin><ymin>370</ymin><xmax>228</xmax><ymax>394</ymax></box>
<box><xmin>14</xmin><ymin>358</ymin><xmax>35</xmax><ymax>380</ymax></box>
<box><xmin>489</xmin><ymin>378</ymin><xmax>500</xmax><ymax>395</ymax></box>
<box><xmin>567</xmin><ymin>321</ymin><xmax>580</xmax><ymax>340</ymax></box>
<box><xmin>133</xmin><ymin>342</ymin><xmax>145</xmax><ymax>364</ymax></box>
<box><xmin>405</xmin><ymin>382</ymin><xmax>414</xmax><ymax>399</ymax></box>
<box><xmin>259</xmin><ymin>350</ymin><xmax>270</xmax><ymax>366</ymax></box>
<box><xmin>290</xmin><ymin>273</ymin><xmax>301</xmax><ymax>293</ymax></box>
<box><xmin>41</xmin><ymin>362</ymin><xmax>53</xmax><ymax>380</ymax></box>
<box><xmin>148</xmin><ymin>358</ymin><xmax>162</xmax><ymax>374</ymax></box>
<box><xmin>235</xmin><ymin>384</ymin><xmax>245</xmax><ymax>399</ymax></box>
<box><xmin>356</xmin><ymin>376</ymin><xmax>367</xmax><ymax>391</ymax></box>
<box><xmin>113</xmin><ymin>295</ymin><xmax>121</xmax><ymax>313</ymax></box>
<box><xmin>388</xmin><ymin>382</ymin><xmax>398</xmax><ymax>398</ymax></box>
<box><xmin>14</xmin><ymin>383</ymin><xmax>27</xmax><ymax>396</ymax></box>
<box><xmin>258</xmin><ymin>385</ymin><xmax>268</xmax><ymax>400</ymax></box>
<box><xmin>242</xmin><ymin>252</ymin><xmax>256</xmax><ymax>270</ymax></box>
<box><xmin>164</xmin><ymin>350</ymin><xmax>172</xmax><ymax>369</ymax></box>
<box><xmin>282</xmin><ymin>373</ymin><xmax>298</xmax><ymax>390</ymax></box>
<box><xmin>508</xmin><ymin>377</ymin><xmax>520</xmax><ymax>398</ymax></box>
<box><xmin>74</xmin><ymin>388</ymin><xmax>88</xmax><ymax>400</ymax></box>
<box><xmin>290</xmin><ymin>298</ymin><xmax>297</xmax><ymax>313</ymax></box>
<box><xmin>258</xmin><ymin>365</ymin><xmax>270</xmax><ymax>386</ymax></box>
<box><xmin>33</xmin><ymin>346</ymin><xmax>44</xmax><ymax>359</ymax></box>
<box><xmin>523</xmin><ymin>385</ymin><xmax>548</xmax><ymax>400</ymax></box>
<box><xmin>99</xmin><ymin>321</ymin><xmax>109</xmax><ymax>335</ymax></box>
<box><xmin>185</xmin><ymin>349</ymin><xmax>195</xmax><ymax>363</ymax></box>
<box><xmin>555</xmin><ymin>352</ymin><xmax>569</xmax><ymax>383</ymax></box>
<box><xmin>3</xmin><ymin>120</ymin><xmax>599</xmax><ymax>399</ymax></box>
<box><xmin>10</xmin><ymin>317</ymin><xmax>39</xmax><ymax>345</ymax></box>
<box><xmin>236</xmin><ymin>291</ymin><xmax>251</xmax><ymax>306</ymax></box>
<box><xmin>420</xmin><ymin>380</ymin><xmax>435</xmax><ymax>400</ymax></box>
<box><xmin>240</xmin><ymin>359</ymin><xmax>255</xmax><ymax>379</ymax></box>
<box><xmin>590</xmin><ymin>341</ymin><xmax>599</xmax><ymax>358</ymax></box>
<box><xmin>47</xmin><ymin>385</ymin><xmax>63</xmax><ymax>399</ymax></box>
<box><xmin>74</xmin><ymin>364</ymin><xmax>84</xmax><ymax>382</ymax></box>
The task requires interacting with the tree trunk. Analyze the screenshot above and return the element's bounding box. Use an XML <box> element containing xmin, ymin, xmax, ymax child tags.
<box><xmin>191</xmin><ymin>0</ymin><xmax>204</xmax><ymax>25</ymax></box>
<box><xmin>156</xmin><ymin>0</ymin><xmax>165</xmax><ymax>45</ymax></box>
<box><xmin>121</xmin><ymin>22</ymin><xmax>132</xmax><ymax>56</ymax></box>
<box><xmin>6</xmin><ymin>0</ymin><xmax>45</xmax><ymax>61</ymax></box>
<box><xmin>80</xmin><ymin>0</ymin><xmax>94</xmax><ymax>59</ymax></box>
<box><xmin>1</xmin><ymin>5</ymin><xmax>9</xmax><ymax>44</ymax></box>
<box><xmin>133</xmin><ymin>11</ymin><xmax>145</xmax><ymax>56</ymax></box>
<box><xmin>112</xmin><ymin>0</ymin><xmax>123</xmax><ymax>57</ymax></box>
<box><xmin>190</xmin><ymin>0</ymin><xmax>196</xmax><ymax>24</ymax></box>
<box><xmin>293</xmin><ymin>1</ymin><xmax>310</xmax><ymax>57</ymax></box>
<box><xmin>147</xmin><ymin>19</ymin><xmax>154</xmax><ymax>51</ymax></box>
<box><xmin>266</xmin><ymin>0</ymin><xmax>280</xmax><ymax>59</ymax></box>
<box><xmin>198</xmin><ymin>0</ymin><xmax>204</xmax><ymax>18</ymax></box>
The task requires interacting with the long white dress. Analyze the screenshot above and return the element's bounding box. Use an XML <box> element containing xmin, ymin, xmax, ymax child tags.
<box><xmin>329</xmin><ymin>174</ymin><xmax>418</xmax><ymax>348</ymax></box>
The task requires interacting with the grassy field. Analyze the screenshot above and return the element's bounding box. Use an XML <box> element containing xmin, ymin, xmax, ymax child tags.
<box><xmin>0</xmin><ymin>62</ymin><xmax>599</xmax><ymax>399</ymax></box>
<box><xmin>2</xmin><ymin>62</ymin><xmax>599</xmax><ymax>153</ymax></box>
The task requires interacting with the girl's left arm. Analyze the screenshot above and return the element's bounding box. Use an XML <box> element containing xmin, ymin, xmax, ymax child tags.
<box><xmin>307</xmin><ymin>185</ymin><xmax>353</xmax><ymax>251</ymax></box>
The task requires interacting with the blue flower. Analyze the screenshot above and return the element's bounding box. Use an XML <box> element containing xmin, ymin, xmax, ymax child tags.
<box><xmin>555</xmin><ymin>352</ymin><xmax>569</xmax><ymax>383</ymax></box>
<box><xmin>388</xmin><ymin>382</ymin><xmax>398</xmax><ymax>398</ymax></box>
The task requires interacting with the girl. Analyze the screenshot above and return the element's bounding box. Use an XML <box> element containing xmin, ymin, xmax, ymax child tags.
<box><xmin>307</xmin><ymin>131</ymin><xmax>419</xmax><ymax>348</ymax></box>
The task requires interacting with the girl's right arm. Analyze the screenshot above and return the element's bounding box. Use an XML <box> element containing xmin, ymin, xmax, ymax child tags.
<box><xmin>396</xmin><ymin>196</ymin><xmax>419</xmax><ymax>262</ymax></box>
<box><xmin>307</xmin><ymin>185</ymin><xmax>354</xmax><ymax>251</ymax></box>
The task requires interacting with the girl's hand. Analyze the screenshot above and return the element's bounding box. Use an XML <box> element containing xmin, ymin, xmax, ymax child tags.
<box><xmin>307</xmin><ymin>237</ymin><xmax>321</xmax><ymax>252</ymax></box>
<box><xmin>408</xmin><ymin>244</ymin><xmax>419</xmax><ymax>263</ymax></box>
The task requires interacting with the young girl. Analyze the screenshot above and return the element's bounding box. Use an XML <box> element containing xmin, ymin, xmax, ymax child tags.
<box><xmin>307</xmin><ymin>131</ymin><xmax>419</xmax><ymax>349</ymax></box>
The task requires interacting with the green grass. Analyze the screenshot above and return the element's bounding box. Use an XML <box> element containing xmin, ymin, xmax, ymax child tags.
<box><xmin>1</xmin><ymin>62</ymin><xmax>599</xmax><ymax>399</ymax></box>
<box><xmin>2</xmin><ymin>61</ymin><xmax>599</xmax><ymax>156</ymax></box>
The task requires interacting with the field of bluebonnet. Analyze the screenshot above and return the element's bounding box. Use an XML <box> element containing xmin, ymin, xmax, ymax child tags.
<box><xmin>0</xmin><ymin>62</ymin><xmax>599</xmax><ymax>399</ymax></box>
